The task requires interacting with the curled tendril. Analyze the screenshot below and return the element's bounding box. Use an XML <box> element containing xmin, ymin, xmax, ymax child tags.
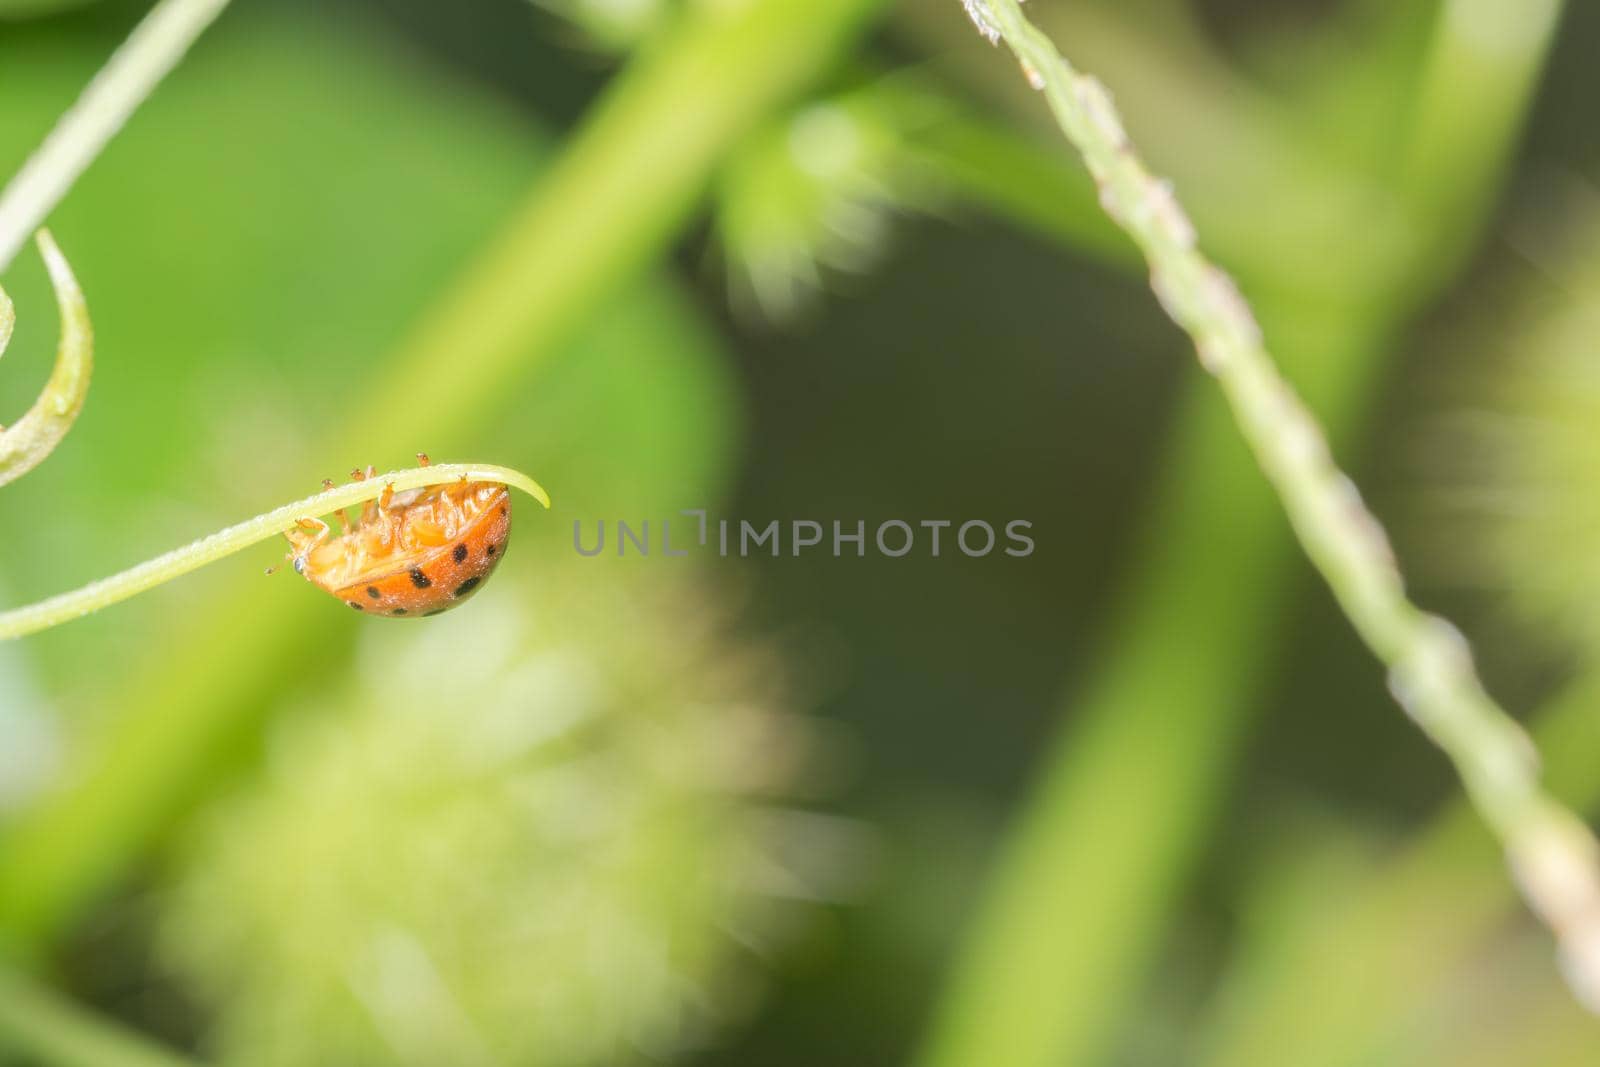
<box><xmin>0</xmin><ymin>463</ymin><xmax>551</xmax><ymax>641</ymax></box>
<box><xmin>0</xmin><ymin>230</ymin><xmax>93</xmax><ymax>488</ymax></box>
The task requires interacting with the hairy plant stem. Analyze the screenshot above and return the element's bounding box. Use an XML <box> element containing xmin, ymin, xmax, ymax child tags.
<box><xmin>0</xmin><ymin>0</ymin><xmax>233</xmax><ymax>273</ymax></box>
<box><xmin>921</xmin><ymin>1</ymin><xmax>1579</xmax><ymax>1063</ymax></box>
<box><xmin>1000</xmin><ymin>0</ymin><xmax>1599</xmax><ymax>1011</ymax></box>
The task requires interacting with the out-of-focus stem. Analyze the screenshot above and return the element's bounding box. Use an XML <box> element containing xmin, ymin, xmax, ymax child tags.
<box><xmin>0</xmin><ymin>0</ymin><xmax>233</xmax><ymax>273</ymax></box>
<box><xmin>1400</xmin><ymin>0</ymin><xmax>1565</xmax><ymax>249</ymax></box>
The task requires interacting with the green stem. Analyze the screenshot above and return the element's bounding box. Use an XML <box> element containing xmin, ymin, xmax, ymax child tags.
<box><xmin>0</xmin><ymin>968</ymin><xmax>201</xmax><ymax>1067</ymax></box>
<box><xmin>0</xmin><ymin>0</ymin><xmax>233</xmax><ymax>273</ymax></box>
<box><xmin>0</xmin><ymin>464</ymin><xmax>549</xmax><ymax>640</ymax></box>
<box><xmin>355</xmin><ymin>0</ymin><xmax>884</xmax><ymax>437</ymax></box>
<box><xmin>0</xmin><ymin>0</ymin><xmax>884</xmax><ymax>960</ymax></box>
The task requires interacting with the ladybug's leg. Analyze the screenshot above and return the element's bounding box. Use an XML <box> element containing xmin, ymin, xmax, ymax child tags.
<box><xmin>321</xmin><ymin>479</ymin><xmax>353</xmax><ymax>535</ymax></box>
<box><xmin>354</xmin><ymin>466</ymin><xmax>385</xmax><ymax>525</ymax></box>
<box><xmin>375</xmin><ymin>483</ymin><xmax>402</xmax><ymax>547</ymax></box>
<box><xmin>359</xmin><ymin>480</ymin><xmax>394</xmax><ymax>531</ymax></box>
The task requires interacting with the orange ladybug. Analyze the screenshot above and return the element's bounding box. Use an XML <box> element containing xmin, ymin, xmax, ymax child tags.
<box><xmin>285</xmin><ymin>456</ymin><xmax>511</xmax><ymax>618</ymax></box>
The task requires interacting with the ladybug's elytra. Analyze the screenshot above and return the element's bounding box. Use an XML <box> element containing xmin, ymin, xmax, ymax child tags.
<box><xmin>285</xmin><ymin>455</ymin><xmax>511</xmax><ymax>618</ymax></box>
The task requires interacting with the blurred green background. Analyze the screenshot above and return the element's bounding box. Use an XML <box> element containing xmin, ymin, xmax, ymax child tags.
<box><xmin>2</xmin><ymin>0</ymin><xmax>1600</xmax><ymax>1064</ymax></box>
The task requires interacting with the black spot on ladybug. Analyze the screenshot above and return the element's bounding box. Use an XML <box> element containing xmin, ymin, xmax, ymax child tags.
<box><xmin>409</xmin><ymin>568</ymin><xmax>431</xmax><ymax>589</ymax></box>
<box><xmin>499</xmin><ymin>505</ymin><xmax>508</xmax><ymax>517</ymax></box>
<box><xmin>453</xmin><ymin>577</ymin><xmax>480</xmax><ymax>598</ymax></box>
<box><xmin>391</xmin><ymin>608</ymin><xmax>408</xmax><ymax>616</ymax></box>
<box><xmin>453</xmin><ymin>544</ymin><xmax>468</xmax><ymax>564</ymax></box>
<box><xmin>366</xmin><ymin>586</ymin><xmax>381</xmax><ymax>599</ymax></box>
<box><xmin>424</xmin><ymin>608</ymin><xmax>446</xmax><ymax>617</ymax></box>
<box><xmin>348</xmin><ymin>601</ymin><xmax>364</xmax><ymax>611</ymax></box>
<box><xmin>486</xmin><ymin>544</ymin><xmax>496</xmax><ymax>557</ymax></box>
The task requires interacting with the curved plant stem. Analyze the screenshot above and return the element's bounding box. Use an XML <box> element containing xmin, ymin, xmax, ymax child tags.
<box><xmin>0</xmin><ymin>0</ymin><xmax>233</xmax><ymax>273</ymax></box>
<box><xmin>0</xmin><ymin>967</ymin><xmax>201</xmax><ymax>1067</ymax></box>
<box><xmin>960</xmin><ymin>0</ymin><xmax>1600</xmax><ymax>1017</ymax></box>
<box><xmin>0</xmin><ymin>230</ymin><xmax>93</xmax><ymax>488</ymax></box>
<box><xmin>0</xmin><ymin>464</ymin><xmax>549</xmax><ymax>641</ymax></box>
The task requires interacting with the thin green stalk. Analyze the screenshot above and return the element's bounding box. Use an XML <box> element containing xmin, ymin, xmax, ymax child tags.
<box><xmin>0</xmin><ymin>967</ymin><xmax>200</xmax><ymax>1067</ymax></box>
<box><xmin>969</xmin><ymin>0</ymin><xmax>1600</xmax><ymax>1017</ymax></box>
<box><xmin>918</xmin><ymin>2</ymin><xmax>1568</xmax><ymax>1064</ymax></box>
<box><xmin>0</xmin><ymin>464</ymin><xmax>549</xmax><ymax>640</ymax></box>
<box><xmin>0</xmin><ymin>0</ymin><xmax>885</xmax><ymax>959</ymax></box>
<box><xmin>0</xmin><ymin>230</ymin><xmax>93</xmax><ymax>488</ymax></box>
<box><xmin>0</xmin><ymin>0</ymin><xmax>233</xmax><ymax>272</ymax></box>
<box><xmin>1399</xmin><ymin>0</ymin><xmax>1565</xmax><ymax>249</ymax></box>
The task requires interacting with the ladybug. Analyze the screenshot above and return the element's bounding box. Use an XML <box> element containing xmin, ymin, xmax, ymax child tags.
<box><xmin>285</xmin><ymin>455</ymin><xmax>511</xmax><ymax>618</ymax></box>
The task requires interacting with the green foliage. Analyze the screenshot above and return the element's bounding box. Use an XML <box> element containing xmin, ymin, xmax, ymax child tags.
<box><xmin>2</xmin><ymin>2</ymin><xmax>1600</xmax><ymax>1066</ymax></box>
